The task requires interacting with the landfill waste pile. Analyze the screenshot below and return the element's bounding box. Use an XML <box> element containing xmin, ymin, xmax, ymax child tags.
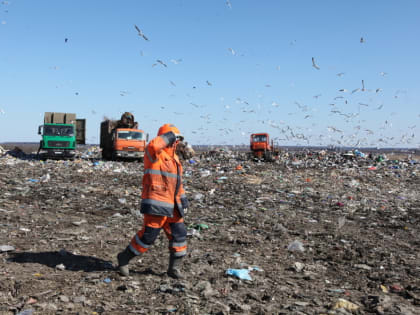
<box><xmin>0</xmin><ymin>145</ymin><xmax>419</xmax><ymax>314</ymax></box>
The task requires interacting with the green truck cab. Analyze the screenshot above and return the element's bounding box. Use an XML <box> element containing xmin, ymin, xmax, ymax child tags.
<box><xmin>37</xmin><ymin>112</ymin><xmax>86</xmax><ymax>160</ymax></box>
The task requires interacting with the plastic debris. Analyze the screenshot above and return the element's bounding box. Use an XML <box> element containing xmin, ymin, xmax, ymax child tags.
<box><xmin>40</xmin><ymin>173</ymin><xmax>50</xmax><ymax>182</ymax></box>
<box><xmin>56</xmin><ymin>263</ymin><xmax>66</xmax><ymax>270</ymax></box>
<box><xmin>354</xmin><ymin>149</ymin><xmax>365</xmax><ymax>158</ymax></box>
<box><xmin>193</xmin><ymin>193</ymin><xmax>204</xmax><ymax>200</ymax></box>
<box><xmin>332</xmin><ymin>298</ymin><xmax>360</xmax><ymax>311</ymax></box>
<box><xmin>287</xmin><ymin>240</ymin><xmax>305</xmax><ymax>252</ymax></box>
<box><xmin>200</xmin><ymin>170</ymin><xmax>211</xmax><ymax>177</ymax></box>
<box><xmin>293</xmin><ymin>262</ymin><xmax>305</xmax><ymax>272</ymax></box>
<box><xmin>16</xmin><ymin>309</ymin><xmax>34</xmax><ymax>315</ymax></box>
<box><xmin>193</xmin><ymin>223</ymin><xmax>209</xmax><ymax>231</ymax></box>
<box><xmin>0</xmin><ymin>245</ymin><xmax>15</xmax><ymax>252</ymax></box>
<box><xmin>226</xmin><ymin>268</ymin><xmax>252</xmax><ymax>281</ymax></box>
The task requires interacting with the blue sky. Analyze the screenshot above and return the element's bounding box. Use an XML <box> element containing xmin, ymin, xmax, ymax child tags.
<box><xmin>0</xmin><ymin>0</ymin><xmax>419</xmax><ymax>147</ymax></box>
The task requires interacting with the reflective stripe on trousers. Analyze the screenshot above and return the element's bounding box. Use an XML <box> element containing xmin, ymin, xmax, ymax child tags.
<box><xmin>129</xmin><ymin>208</ymin><xmax>187</xmax><ymax>257</ymax></box>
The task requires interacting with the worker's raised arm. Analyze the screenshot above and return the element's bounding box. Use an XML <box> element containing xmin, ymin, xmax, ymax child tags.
<box><xmin>144</xmin><ymin>131</ymin><xmax>176</xmax><ymax>163</ymax></box>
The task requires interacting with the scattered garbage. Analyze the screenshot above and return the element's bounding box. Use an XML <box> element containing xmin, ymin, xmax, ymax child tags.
<box><xmin>0</xmin><ymin>146</ymin><xmax>419</xmax><ymax>313</ymax></box>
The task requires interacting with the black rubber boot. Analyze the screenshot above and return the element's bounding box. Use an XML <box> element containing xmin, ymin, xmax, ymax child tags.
<box><xmin>167</xmin><ymin>254</ymin><xmax>184</xmax><ymax>279</ymax></box>
<box><xmin>117</xmin><ymin>246</ymin><xmax>136</xmax><ymax>276</ymax></box>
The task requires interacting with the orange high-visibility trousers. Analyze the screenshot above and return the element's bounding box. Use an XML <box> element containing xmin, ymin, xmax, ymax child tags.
<box><xmin>129</xmin><ymin>208</ymin><xmax>187</xmax><ymax>258</ymax></box>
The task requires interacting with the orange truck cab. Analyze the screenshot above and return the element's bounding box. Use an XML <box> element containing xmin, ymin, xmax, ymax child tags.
<box><xmin>250</xmin><ymin>133</ymin><xmax>278</xmax><ymax>161</ymax></box>
<box><xmin>100</xmin><ymin>119</ymin><xmax>148</xmax><ymax>161</ymax></box>
<box><xmin>112</xmin><ymin>128</ymin><xmax>147</xmax><ymax>159</ymax></box>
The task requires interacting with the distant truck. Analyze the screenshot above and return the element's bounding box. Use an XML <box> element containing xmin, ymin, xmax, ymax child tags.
<box><xmin>249</xmin><ymin>132</ymin><xmax>279</xmax><ymax>161</ymax></box>
<box><xmin>37</xmin><ymin>112</ymin><xmax>86</xmax><ymax>160</ymax></box>
<box><xmin>100</xmin><ymin>112</ymin><xmax>148</xmax><ymax>161</ymax></box>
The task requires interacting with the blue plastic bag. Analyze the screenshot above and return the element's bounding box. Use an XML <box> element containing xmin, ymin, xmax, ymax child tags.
<box><xmin>354</xmin><ymin>150</ymin><xmax>365</xmax><ymax>158</ymax></box>
<box><xmin>226</xmin><ymin>268</ymin><xmax>252</xmax><ymax>281</ymax></box>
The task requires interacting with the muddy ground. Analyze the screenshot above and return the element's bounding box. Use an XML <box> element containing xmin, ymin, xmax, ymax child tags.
<box><xmin>0</xmin><ymin>145</ymin><xmax>419</xmax><ymax>314</ymax></box>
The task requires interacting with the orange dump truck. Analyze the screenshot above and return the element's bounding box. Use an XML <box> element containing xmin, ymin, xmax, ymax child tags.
<box><xmin>100</xmin><ymin>112</ymin><xmax>148</xmax><ymax>161</ymax></box>
<box><xmin>250</xmin><ymin>132</ymin><xmax>279</xmax><ymax>161</ymax></box>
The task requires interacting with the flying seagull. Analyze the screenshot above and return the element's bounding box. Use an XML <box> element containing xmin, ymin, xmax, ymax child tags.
<box><xmin>156</xmin><ymin>59</ymin><xmax>167</xmax><ymax>67</ymax></box>
<box><xmin>134</xmin><ymin>25</ymin><xmax>149</xmax><ymax>41</ymax></box>
<box><xmin>312</xmin><ymin>57</ymin><xmax>320</xmax><ymax>70</ymax></box>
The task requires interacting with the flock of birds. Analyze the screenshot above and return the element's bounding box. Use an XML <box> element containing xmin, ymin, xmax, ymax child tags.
<box><xmin>129</xmin><ymin>19</ymin><xmax>418</xmax><ymax>148</ymax></box>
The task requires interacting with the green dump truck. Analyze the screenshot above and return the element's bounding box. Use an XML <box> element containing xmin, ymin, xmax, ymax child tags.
<box><xmin>37</xmin><ymin>112</ymin><xmax>86</xmax><ymax>160</ymax></box>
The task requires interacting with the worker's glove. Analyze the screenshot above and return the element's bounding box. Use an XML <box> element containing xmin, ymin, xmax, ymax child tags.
<box><xmin>163</xmin><ymin>131</ymin><xmax>177</xmax><ymax>146</ymax></box>
<box><xmin>181</xmin><ymin>196</ymin><xmax>189</xmax><ymax>212</ymax></box>
<box><xmin>164</xmin><ymin>131</ymin><xmax>184</xmax><ymax>145</ymax></box>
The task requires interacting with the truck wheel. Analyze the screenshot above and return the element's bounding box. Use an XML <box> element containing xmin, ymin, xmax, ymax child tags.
<box><xmin>265</xmin><ymin>152</ymin><xmax>274</xmax><ymax>162</ymax></box>
<box><xmin>111</xmin><ymin>152</ymin><xmax>117</xmax><ymax>161</ymax></box>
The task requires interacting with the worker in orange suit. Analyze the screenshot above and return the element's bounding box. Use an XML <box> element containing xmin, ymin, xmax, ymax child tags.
<box><xmin>117</xmin><ymin>124</ymin><xmax>189</xmax><ymax>279</ymax></box>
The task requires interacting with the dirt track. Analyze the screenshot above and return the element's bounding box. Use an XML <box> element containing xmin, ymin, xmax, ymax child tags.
<box><xmin>0</xmin><ymin>146</ymin><xmax>419</xmax><ymax>314</ymax></box>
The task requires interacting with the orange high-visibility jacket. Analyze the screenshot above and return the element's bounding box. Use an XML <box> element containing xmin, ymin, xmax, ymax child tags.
<box><xmin>140</xmin><ymin>132</ymin><xmax>188</xmax><ymax>217</ymax></box>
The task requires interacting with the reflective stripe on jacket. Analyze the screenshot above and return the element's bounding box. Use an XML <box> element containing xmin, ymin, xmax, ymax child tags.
<box><xmin>140</xmin><ymin>132</ymin><xmax>187</xmax><ymax>217</ymax></box>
